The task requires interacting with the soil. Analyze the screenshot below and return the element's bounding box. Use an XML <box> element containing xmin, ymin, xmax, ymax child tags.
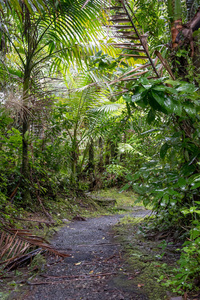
<box><xmin>15</xmin><ymin>209</ymin><xmax>152</xmax><ymax>300</ymax></box>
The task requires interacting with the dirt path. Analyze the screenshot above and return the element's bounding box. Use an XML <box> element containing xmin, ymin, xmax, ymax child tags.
<box><xmin>25</xmin><ymin>210</ymin><xmax>151</xmax><ymax>300</ymax></box>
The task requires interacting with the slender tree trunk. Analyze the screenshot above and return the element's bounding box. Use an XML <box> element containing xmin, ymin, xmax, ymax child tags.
<box><xmin>88</xmin><ymin>138</ymin><xmax>95</xmax><ymax>189</ymax></box>
<box><xmin>98</xmin><ymin>137</ymin><xmax>104</xmax><ymax>173</ymax></box>
<box><xmin>187</xmin><ymin>4</ymin><xmax>200</xmax><ymax>76</ymax></box>
<box><xmin>70</xmin><ymin>124</ymin><xmax>79</xmax><ymax>184</ymax></box>
<box><xmin>105</xmin><ymin>141</ymin><xmax>110</xmax><ymax>165</ymax></box>
<box><xmin>120</xmin><ymin>133</ymin><xmax>126</xmax><ymax>162</ymax></box>
<box><xmin>186</xmin><ymin>0</ymin><xmax>196</xmax><ymax>20</ymax></box>
<box><xmin>71</xmin><ymin>146</ymin><xmax>78</xmax><ymax>184</ymax></box>
<box><xmin>168</xmin><ymin>0</ymin><xmax>183</xmax><ymax>48</ymax></box>
<box><xmin>22</xmin><ymin>74</ymin><xmax>31</xmax><ymax>204</ymax></box>
<box><xmin>110</xmin><ymin>141</ymin><xmax>118</xmax><ymax>161</ymax></box>
<box><xmin>88</xmin><ymin>138</ymin><xmax>94</xmax><ymax>172</ymax></box>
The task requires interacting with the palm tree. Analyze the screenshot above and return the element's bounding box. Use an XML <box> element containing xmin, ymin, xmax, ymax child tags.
<box><xmin>0</xmin><ymin>0</ymin><xmax>101</xmax><ymax>203</ymax></box>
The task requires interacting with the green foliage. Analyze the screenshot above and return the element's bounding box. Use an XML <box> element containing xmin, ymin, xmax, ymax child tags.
<box><xmin>125</xmin><ymin>78</ymin><xmax>199</xmax><ymax>121</ymax></box>
<box><xmin>122</xmin><ymin>74</ymin><xmax>200</xmax><ymax>294</ymax></box>
<box><xmin>164</xmin><ymin>221</ymin><xmax>200</xmax><ymax>293</ymax></box>
<box><xmin>103</xmin><ymin>164</ymin><xmax>129</xmax><ymax>187</ymax></box>
<box><xmin>129</xmin><ymin>0</ymin><xmax>169</xmax><ymax>48</ymax></box>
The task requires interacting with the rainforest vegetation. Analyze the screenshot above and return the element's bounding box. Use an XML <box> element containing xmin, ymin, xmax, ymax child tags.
<box><xmin>1</xmin><ymin>0</ymin><xmax>200</xmax><ymax>296</ymax></box>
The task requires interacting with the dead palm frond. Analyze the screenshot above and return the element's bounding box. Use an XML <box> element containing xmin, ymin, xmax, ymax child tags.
<box><xmin>0</xmin><ymin>224</ymin><xmax>70</xmax><ymax>270</ymax></box>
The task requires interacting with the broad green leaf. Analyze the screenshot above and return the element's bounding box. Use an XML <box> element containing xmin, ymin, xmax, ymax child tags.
<box><xmin>136</xmin><ymin>99</ymin><xmax>147</xmax><ymax>108</ymax></box>
<box><xmin>140</xmin><ymin>77</ymin><xmax>152</xmax><ymax>89</ymax></box>
<box><xmin>189</xmin><ymin>207</ymin><xmax>198</xmax><ymax>213</ymax></box>
<box><xmin>151</xmin><ymin>91</ymin><xmax>182</xmax><ymax>116</ymax></box>
<box><xmin>165</xmin><ymin>80</ymin><xmax>180</xmax><ymax>86</ymax></box>
<box><xmin>164</xmin><ymin>97</ymin><xmax>182</xmax><ymax>115</ymax></box>
<box><xmin>191</xmin><ymin>182</ymin><xmax>200</xmax><ymax>190</ymax></box>
<box><xmin>153</xmin><ymin>85</ymin><xmax>178</xmax><ymax>94</ymax></box>
<box><xmin>123</xmin><ymin>94</ymin><xmax>132</xmax><ymax>102</ymax></box>
<box><xmin>148</xmin><ymin>93</ymin><xmax>167</xmax><ymax>113</ymax></box>
<box><xmin>131</xmin><ymin>93</ymin><xmax>142</xmax><ymax>102</ymax></box>
<box><xmin>167</xmin><ymin>188</ymin><xmax>180</xmax><ymax>196</ymax></box>
<box><xmin>160</xmin><ymin>194</ymin><xmax>169</xmax><ymax>206</ymax></box>
<box><xmin>177</xmin><ymin>82</ymin><xmax>196</xmax><ymax>93</ymax></box>
<box><xmin>181</xmin><ymin>164</ymin><xmax>196</xmax><ymax>176</ymax></box>
<box><xmin>177</xmin><ymin>177</ymin><xmax>187</xmax><ymax>188</ymax></box>
<box><xmin>194</xmin><ymin>176</ymin><xmax>200</xmax><ymax>182</ymax></box>
<box><xmin>133</xmin><ymin>172</ymin><xmax>140</xmax><ymax>180</ymax></box>
<box><xmin>160</xmin><ymin>142</ymin><xmax>170</xmax><ymax>159</ymax></box>
<box><xmin>151</xmin><ymin>90</ymin><xmax>165</xmax><ymax>106</ymax></box>
<box><xmin>146</xmin><ymin>109</ymin><xmax>155</xmax><ymax>124</ymax></box>
<box><xmin>183</xmin><ymin>102</ymin><xmax>196</xmax><ymax>117</ymax></box>
<box><xmin>181</xmin><ymin>209</ymin><xmax>190</xmax><ymax>215</ymax></box>
<box><xmin>121</xmin><ymin>183</ymin><xmax>131</xmax><ymax>191</ymax></box>
<box><xmin>152</xmin><ymin>85</ymin><xmax>166</xmax><ymax>92</ymax></box>
<box><xmin>163</xmin><ymin>194</ymin><xmax>169</xmax><ymax>202</ymax></box>
<box><xmin>190</xmin><ymin>228</ymin><xmax>200</xmax><ymax>239</ymax></box>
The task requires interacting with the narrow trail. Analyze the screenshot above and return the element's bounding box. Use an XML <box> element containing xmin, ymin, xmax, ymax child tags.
<box><xmin>25</xmin><ymin>210</ymin><xmax>151</xmax><ymax>300</ymax></box>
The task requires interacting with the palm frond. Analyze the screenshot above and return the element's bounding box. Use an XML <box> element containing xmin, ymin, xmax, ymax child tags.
<box><xmin>0</xmin><ymin>224</ymin><xmax>70</xmax><ymax>270</ymax></box>
<box><xmin>90</xmin><ymin>103</ymin><xmax>121</xmax><ymax>113</ymax></box>
<box><xmin>82</xmin><ymin>0</ymin><xmax>91</xmax><ymax>9</ymax></box>
<box><xmin>118</xmin><ymin>143</ymin><xmax>134</xmax><ymax>153</ymax></box>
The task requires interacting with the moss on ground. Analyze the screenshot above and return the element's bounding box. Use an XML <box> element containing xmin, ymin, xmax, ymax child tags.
<box><xmin>91</xmin><ymin>188</ymin><xmax>139</xmax><ymax>208</ymax></box>
<box><xmin>113</xmin><ymin>216</ymin><xmax>178</xmax><ymax>300</ymax></box>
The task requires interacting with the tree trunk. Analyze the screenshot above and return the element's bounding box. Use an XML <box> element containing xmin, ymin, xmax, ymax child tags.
<box><xmin>105</xmin><ymin>141</ymin><xmax>110</xmax><ymax>165</ymax></box>
<box><xmin>186</xmin><ymin>0</ymin><xmax>196</xmax><ymax>20</ymax></box>
<box><xmin>167</xmin><ymin>0</ymin><xmax>183</xmax><ymax>48</ymax></box>
<box><xmin>88</xmin><ymin>138</ymin><xmax>95</xmax><ymax>189</ymax></box>
<box><xmin>120</xmin><ymin>133</ymin><xmax>126</xmax><ymax>162</ymax></box>
<box><xmin>110</xmin><ymin>141</ymin><xmax>118</xmax><ymax>161</ymax></box>
<box><xmin>22</xmin><ymin>75</ymin><xmax>31</xmax><ymax>204</ymax></box>
<box><xmin>98</xmin><ymin>137</ymin><xmax>104</xmax><ymax>173</ymax></box>
<box><xmin>71</xmin><ymin>146</ymin><xmax>78</xmax><ymax>184</ymax></box>
<box><xmin>88</xmin><ymin>138</ymin><xmax>94</xmax><ymax>172</ymax></box>
<box><xmin>21</xmin><ymin>5</ymin><xmax>32</xmax><ymax>204</ymax></box>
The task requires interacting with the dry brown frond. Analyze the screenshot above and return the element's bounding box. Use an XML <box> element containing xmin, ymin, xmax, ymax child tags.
<box><xmin>0</xmin><ymin>224</ymin><xmax>70</xmax><ymax>270</ymax></box>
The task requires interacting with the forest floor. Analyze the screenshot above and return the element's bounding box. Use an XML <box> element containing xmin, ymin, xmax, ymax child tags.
<box><xmin>0</xmin><ymin>189</ymin><xmax>191</xmax><ymax>300</ymax></box>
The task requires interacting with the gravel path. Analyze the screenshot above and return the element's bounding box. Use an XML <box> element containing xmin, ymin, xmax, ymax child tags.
<box><xmin>25</xmin><ymin>210</ymin><xmax>151</xmax><ymax>300</ymax></box>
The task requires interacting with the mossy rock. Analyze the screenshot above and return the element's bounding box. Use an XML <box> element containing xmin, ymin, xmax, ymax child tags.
<box><xmin>91</xmin><ymin>196</ymin><xmax>116</xmax><ymax>207</ymax></box>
